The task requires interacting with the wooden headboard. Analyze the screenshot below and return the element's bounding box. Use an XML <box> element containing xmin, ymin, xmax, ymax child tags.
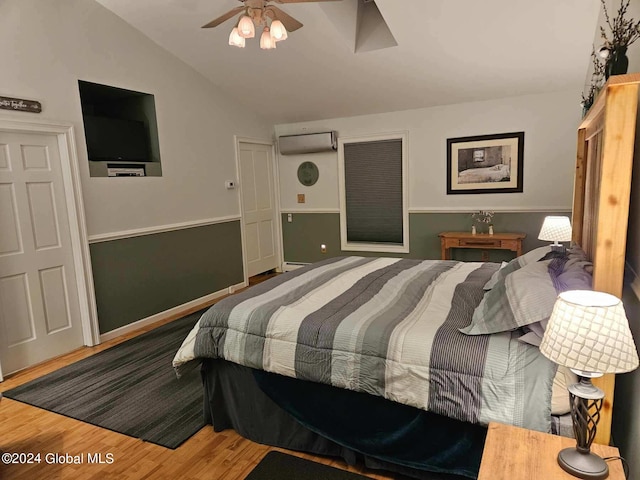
<box><xmin>572</xmin><ymin>73</ymin><xmax>640</xmax><ymax>445</ymax></box>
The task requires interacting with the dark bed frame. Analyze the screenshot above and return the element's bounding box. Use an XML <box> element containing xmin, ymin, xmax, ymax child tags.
<box><xmin>202</xmin><ymin>358</ymin><xmax>485</xmax><ymax>479</ymax></box>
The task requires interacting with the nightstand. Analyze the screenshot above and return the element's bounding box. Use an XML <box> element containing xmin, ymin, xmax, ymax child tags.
<box><xmin>438</xmin><ymin>231</ymin><xmax>525</xmax><ymax>261</ymax></box>
<box><xmin>478</xmin><ymin>422</ymin><xmax>625</xmax><ymax>480</ymax></box>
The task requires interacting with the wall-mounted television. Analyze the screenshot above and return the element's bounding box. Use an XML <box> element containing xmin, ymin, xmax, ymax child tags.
<box><xmin>83</xmin><ymin>115</ymin><xmax>150</xmax><ymax>162</ymax></box>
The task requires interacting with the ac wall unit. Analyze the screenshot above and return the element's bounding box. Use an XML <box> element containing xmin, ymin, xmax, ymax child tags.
<box><xmin>278</xmin><ymin>131</ymin><xmax>337</xmax><ymax>155</ymax></box>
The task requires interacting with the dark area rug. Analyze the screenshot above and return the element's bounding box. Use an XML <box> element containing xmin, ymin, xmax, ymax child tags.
<box><xmin>245</xmin><ymin>452</ymin><xmax>371</xmax><ymax>480</ymax></box>
<box><xmin>3</xmin><ymin>310</ymin><xmax>205</xmax><ymax>449</ymax></box>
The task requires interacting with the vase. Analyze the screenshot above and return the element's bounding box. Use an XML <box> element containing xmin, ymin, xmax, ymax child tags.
<box><xmin>605</xmin><ymin>46</ymin><xmax>629</xmax><ymax>79</ymax></box>
<box><xmin>489</xmin><ymin>225</ymin><xmax>494</xmax><ymax>235</ymax></box>
<box><xmin>471</xmin><ymin>225</ymin><xmax>476</xmax><ymax>235</ymax></box>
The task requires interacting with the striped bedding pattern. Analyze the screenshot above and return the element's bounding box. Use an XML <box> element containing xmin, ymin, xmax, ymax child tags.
<box><xmin>173</xmin><ymin>256</ymin><xmax>556</xmax><ymax>432</ymax></box>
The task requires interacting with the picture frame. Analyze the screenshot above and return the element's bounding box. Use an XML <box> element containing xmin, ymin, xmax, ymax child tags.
<box><xmin>446</xmin><ymin>131</ymin><xmax>524</xmax><ymax>194</ymax></box>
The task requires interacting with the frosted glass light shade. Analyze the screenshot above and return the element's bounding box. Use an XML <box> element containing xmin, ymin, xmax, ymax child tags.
<box><xmin>270</xmin><ymin>20</ymin><xmax>288</xmax><ymax>41</ymax></box>
<box><xmin>238</xmin><ymin>15</ymin><xmax>255</xmax><ymax>38</ymax></box>
<box><xmin>538</xmin><ymin>216</ymin><xmax>572</xmax><ymax>243</ymax></box>
<box><xmin>260</xmin><ymin>27</ymin><xmax>276</xmax><ymax>49</ymax></box>
<box><xmin>540</xmin><ymin>290</ymin><xmax>639</xmax><ymax>375</ymax></box>
<box><xmin>228</xmin><ymin>28</ymin><xmax>245</xmax><ymax>48</ymax></box>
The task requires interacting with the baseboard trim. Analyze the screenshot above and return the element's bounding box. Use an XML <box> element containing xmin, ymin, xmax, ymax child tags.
<box><xmin>98</xmin><ymin>284</ymin><xmax>244</xmax><ymax>343</ymax></box>
<box><xmin>283</xmin><ymin>262</ymin><xmax>310</xmax><ymax>272</ymax></box>
<box><xmin>227</xmin><ymin>281</ymin><xmax>246</xmax><ymax>294</ymax></box>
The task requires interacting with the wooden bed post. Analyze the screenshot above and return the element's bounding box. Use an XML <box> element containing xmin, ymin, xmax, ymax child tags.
<box><xmin>571</xmin><ymin>128</ymin><xmax>587</xmax><ymax>248</ymax></box>
<box><xmin>572</xmin><ymin>74</ymin><xmax>640</xmax><ymax>445</ymax></box>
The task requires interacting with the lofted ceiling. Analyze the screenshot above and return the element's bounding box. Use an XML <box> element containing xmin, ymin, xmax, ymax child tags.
<box><xmin>94</xmin><ymin>0</ymin><xmax>601</xmax><ymax>124</ymax></box>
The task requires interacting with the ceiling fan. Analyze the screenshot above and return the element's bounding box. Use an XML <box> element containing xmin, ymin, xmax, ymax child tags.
<box><xmin>202</xmin><ymin>0</ymin><xmax>340</xmax><ymax>49</ymax></box>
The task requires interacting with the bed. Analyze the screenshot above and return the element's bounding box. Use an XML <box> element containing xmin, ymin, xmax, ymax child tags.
<box><xmin>458</xmin><ymin>164</ymin><xmax>510</xmax><ymax>183</ymax></box>
<box><xmin>173</xmin><ymin>74</ymin><xmax>639</xmax><ymax>478</ymax></box>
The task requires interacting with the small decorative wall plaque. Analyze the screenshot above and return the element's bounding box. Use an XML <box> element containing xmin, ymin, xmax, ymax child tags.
<box><xmin>297</xmin><ymin>161</ymin><xmax>319</xmax><ymax>186</ymax></box>
<box><xmin>0</xmin><ymin>96</ymin><xmax>42</xmax><ymax>113</ymax></box>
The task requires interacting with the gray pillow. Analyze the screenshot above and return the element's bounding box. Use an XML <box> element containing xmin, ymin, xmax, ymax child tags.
<box><xmin>462</xmin><ymin>260</ymin><xmax>557</xmax><ymax>335</ymax></box>
<box><xmin>521</xmin><ymin>255</ymin><xmax>593</xmax><ymax>342</ymax></box>
<box><xmin>483</xmin><ymin>245</ymin><xmax>552</xmax><ymax>290</ymax></box>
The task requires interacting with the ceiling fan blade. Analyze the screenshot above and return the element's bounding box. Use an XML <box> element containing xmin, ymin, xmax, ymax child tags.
<box><xmin>268</xmin><ymin>5</ymin><xmax>303</xmax><ymax>32</ymax></box>
<box><xmin>201</xmin><ymin>6</ymin><xmax>244</xmax><ymax>28</ymax></box>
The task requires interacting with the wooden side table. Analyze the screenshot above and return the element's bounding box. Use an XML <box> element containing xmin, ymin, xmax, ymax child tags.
<box><xmin>478</xmin><ymin>422</ymin><xmax>625</xmax><ymax>480</ymax></box>
<box><xmin>438</xmin><ymin>231</ymin><xmax>525</xmax><ymax>261</ymax></box>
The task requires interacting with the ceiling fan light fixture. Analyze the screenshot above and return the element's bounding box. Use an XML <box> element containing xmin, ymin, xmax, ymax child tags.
<box><xmin>229</xmin><ymin>27</ymin><xmax>245</xmax><ymax>48</ymax></box>
<box><xmin>260</xmin><ymin>27</ymin><xmax>276</xmax><ymax>50</ymax></box>
<box><xmin>270</xmin><ymin>20</ymin><xmax>288</xmax><ymax>42</ymax></box>
<box><xmin>203</xmin><ymin>0</ymin><xmax>306</xmax><ymax>50</ymax></box>
<box><xmin>238</xmin><ymin>15</ymin><xmax>255</xmax><ymax>38</ymax></box>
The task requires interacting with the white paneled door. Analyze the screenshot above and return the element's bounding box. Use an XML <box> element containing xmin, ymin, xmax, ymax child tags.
<box><xmin>238</xmin><ymin>141</ymin><xmax>279</xmax><ymax>278</ymax></box>
<box><xmin>0</xmin><ymin>131</ymin><xmax>84</xmax><ymax>375</ymax></box>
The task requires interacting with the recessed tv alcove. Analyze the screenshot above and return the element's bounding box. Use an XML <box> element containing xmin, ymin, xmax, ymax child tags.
<box><xmin>78</xmin><ymin>80</ymin><xmax>162</xmax><ymax>177</ymax></box>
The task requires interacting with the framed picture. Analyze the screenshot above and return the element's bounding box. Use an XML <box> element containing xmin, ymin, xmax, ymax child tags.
<box><xmin>447</xmin><ymin>131</ymin><xmax>524</xmax><ymax>194</ymax></box>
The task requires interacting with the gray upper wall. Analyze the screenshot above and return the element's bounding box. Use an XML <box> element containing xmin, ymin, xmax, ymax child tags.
<box><xmin>0</xmin><ymin>0</ymin><xmax>271</xmax><ymax>335</ymax></box>
<box><xmin>275</xmin><ymin>89</ymin><xmax>581</xmax><ymax>214</ymax></box>
<box><xmin>0</xmin><ymin>0</ymin><xmax>272</xmax><ymax>239</ymax></box>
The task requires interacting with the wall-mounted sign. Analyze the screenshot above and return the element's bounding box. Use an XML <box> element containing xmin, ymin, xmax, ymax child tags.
<box><xmin>0</xmin><ymin>96</ymin><xmax>42</xmax><ymax>113</ymax></box>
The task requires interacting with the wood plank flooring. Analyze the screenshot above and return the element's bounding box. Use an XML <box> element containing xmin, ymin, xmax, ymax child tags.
<box><xmin>0</xmin><ymin>273</ymin><xmax>399</xmax><ymax>480</ymax></box>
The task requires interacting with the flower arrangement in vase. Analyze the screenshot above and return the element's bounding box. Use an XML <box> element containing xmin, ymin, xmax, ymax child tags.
<box><xmin>471</xmin><ymin>210</ymin><xmax>495</xmax><ymax>234</ymax></box>
<box><xmin>598</xmin><ymin>0</ymin><xmax>640</xmax><ymax>79</ymax></box>
<box><xmin>581</xmin><ymin>0</ymin><xmax>640</xmax><ymax>116</ymax></box>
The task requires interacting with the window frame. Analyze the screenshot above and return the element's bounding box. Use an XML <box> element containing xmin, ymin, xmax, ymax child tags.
<box><xmin>338</xmin><ymin>131</ymin><xmax>409</xmax><ymax>254</ymax></box>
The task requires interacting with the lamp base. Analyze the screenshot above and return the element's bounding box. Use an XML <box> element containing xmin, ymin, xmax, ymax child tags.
<box><xmin>558</xmin><ymin>448</ymin><xmax>609</xmax><ymax>480</ymax></box>
<box><xmin>549</xmin><ymin>243</ymin><xmax>567</xmax><ymax>254</ymax></box>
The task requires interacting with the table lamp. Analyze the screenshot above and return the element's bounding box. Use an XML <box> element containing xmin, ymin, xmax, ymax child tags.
<box><xmin>538</xmin><ymin>216</ymin><xmax>572</xmax><ymax>252</ymax></box>
<box><xmin>540</xmin><ymin>290</ymin><xmax>639</xmax><ymax>479</ymax></box>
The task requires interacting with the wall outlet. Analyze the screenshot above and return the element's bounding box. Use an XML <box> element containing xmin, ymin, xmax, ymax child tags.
<box><xmin>297</xmin><ymin>193</ymin><xmax>305</xmax><ymax>203</ymax></box>
<box><xmin>321</xmin><ymin>244</ymin><xmax>327</xmax><ymax>253</ymax></box>
<box><xmin>287</xmin><ymin>213</ymin><xmax>292</xmax><ymax>223</ymax></box>
<box><xmin>225</xmin><ymin>180</ymin><xmax>236</xmax><ymax>189</ymax></box>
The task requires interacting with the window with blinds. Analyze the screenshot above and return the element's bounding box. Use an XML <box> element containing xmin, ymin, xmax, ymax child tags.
<box><xmin>338</xmin><ymin>133</ymin><xmax>408</xmax><ymax>253</ymax></box>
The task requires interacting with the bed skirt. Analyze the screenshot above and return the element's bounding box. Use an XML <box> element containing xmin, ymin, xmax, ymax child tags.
<box><xmin>201</xmin><ymin>359</ymin><xmax>486</xmax><ymax>479</ymax></box>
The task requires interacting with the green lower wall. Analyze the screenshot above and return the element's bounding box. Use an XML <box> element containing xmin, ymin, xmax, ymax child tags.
<box><xmin>90</xmin><ymin>212</ymin><xmax>572</xmax><ymax>334</ymax></box>
<box><xmin>89</xmin><ymin>221</ymin><xmax>244</xmax><ymax>333</ymax></box>
<box><xmin>282</xmin><ymin>211</ymin><xmax>572</xmax><ymax>263</ymax></box>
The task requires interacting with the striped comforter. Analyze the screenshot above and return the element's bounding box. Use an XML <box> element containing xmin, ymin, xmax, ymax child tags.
<box><xmin>173</xmin><ymin>256</ymin><xmax>556</xmax><ymax>431</ymax></box>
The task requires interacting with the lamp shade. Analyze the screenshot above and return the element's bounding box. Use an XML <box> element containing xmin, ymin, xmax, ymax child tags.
<box><xmin>228</xmin><ymin>27</ymin><xmax>245</xmax><ymax>48</ymax></box>
<box><xmin>260</xmin><ymin>27</ymin><xmax>276</xmax><ymax>49</ymax></box>
<box><xmin>270</xmin><ymin>20</ymin><xmax>288</xmax><ymax>41</ymax></box>
<box><xmin>538</xmin><ymin>216</ymin><xmax>572</xmax><ymax>242</ymax></box>
<box><xmin>540</xmin><ymin>290</ymin><xmax>639</xmax><ymax>374</ymax></box>
<box><xmin>238</xmin><ymin>15</ymin><xmax>255</xmax><ymax>38</ymax></box>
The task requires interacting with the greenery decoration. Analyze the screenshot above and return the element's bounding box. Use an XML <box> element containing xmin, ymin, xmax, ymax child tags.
<box><xmin>600</xmin><ymin>0</ymin><xmax>640</xmax><ymax>50</ymax></box>
<box><xmin>580</xmin><ymin>48</ymin><xmax>606</xmax><ymax>112</ymax></box>
<box><xmin>581</xmin><ymin>0</ymin><xmax>640</xmax><ymax>115</ymax></box>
